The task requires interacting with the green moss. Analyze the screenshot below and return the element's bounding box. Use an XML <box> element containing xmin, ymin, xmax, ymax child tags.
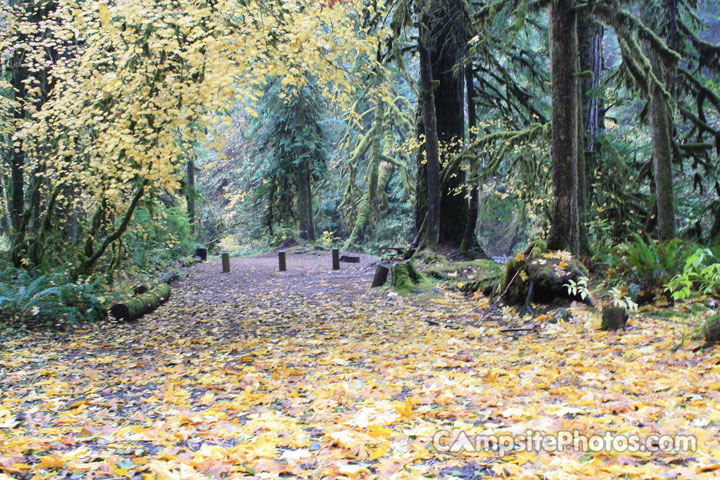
<box><xmin>391</xmin><ymin>261</ymin><xmax>431</xmax><ymax>294</ymax></box>
<box><xmin>494</xmin><ymin>240</ymin><xmax>589</xmax><ymax>305</ymax></box>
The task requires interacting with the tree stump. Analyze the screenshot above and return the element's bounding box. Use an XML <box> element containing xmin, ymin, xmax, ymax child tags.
<box><xmin>278</xmin><ymin>250</ymin><xmax>287</xmax><ymax>271</ymax></box>
<box><xmin>194</xmin><ymin>247</ymin><xmax>207</xmax><ymax>261</ymax></box>
<box><xmin>391</xmin><ymin>261</ymin><xmax>429</xmax><ymax>293</ymax></box>
<box><xmin>601</xmin><ymin>307</ymin><xmax>628</xmax><ymax>331</ymax></box>
<box><xmin>332</xmin><ymin>248</ymin><xmax>340</xmax><ymax>270</ymax></box>
<box><xmin>221</xmin><ymin>252</ymin><xmax>230</xmax><ymax>273</ymax></box>
<box><xmin>372</xmin><ymin>264</ymin><xmax>390</xmax><ymax>287</ymax></box>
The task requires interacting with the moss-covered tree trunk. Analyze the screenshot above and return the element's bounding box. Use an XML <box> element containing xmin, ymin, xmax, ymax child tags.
<box><xmin>576</xmin><ymin>15</ymin><xmax>590</xmax><ymax>255</ymax></box>
<box><xmin>644</xmin><ymin>41</ymin><xmax>677</xmax><ymax>240</ymax></box>
<box><xmin>348</xmin><ymin>102</ymin><xmax>385</xmax><ymax>244</ymax></box>
<box><xmin>547</xmin><ymin>0</ymin><xmax>580</xmax><ymax>254</ymax></box>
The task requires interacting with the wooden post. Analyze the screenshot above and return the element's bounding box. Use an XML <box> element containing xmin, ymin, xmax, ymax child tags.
<box><xmin>221</xmin><ymin>252</ymin><xmax>230</xmax><ymax>273</ymax></box>
<box><xmin>278</xmin><ymin>250</ymin><xmax>286</xmax><ymax>271</ymax></box>
<box><xmin>332</xmin><ymin>248</ymin><xmax>340</xmax><ymax>270</ymax></box>
<box><xmin>372</xmin><ymin>264</ymin><xmax>390</xmax><ymax>287</ymax></box>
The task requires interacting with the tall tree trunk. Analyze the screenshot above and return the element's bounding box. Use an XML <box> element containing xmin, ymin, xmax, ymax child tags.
<box><xmin>8</xmin><ymin>50</ymin><xmax>27</xmax><ymax>235</ymax></box>
<box><xmin>348</xmin><ymin>103</ymin><xmax>385</xmax><ymax>245</ymax></box>
<box><xmin>547</xmin><ymin>0</ymin><xmax>580</xmax><ymax>254</ymax></box>
<box><xmin>434</xmin><ymin>30</ymin><xmax>466</xmax><ymax>246</ymax></box>
<box><xmin>419</xmin><ymin>43</ymin><xmax>441</xmax><ymax>249</ymax></box>
<box><xmin>296</xmin><ymin>158</ymin><xmax>315</xmax><ymax>241</ymax></box>
<box><xmin>582</xmin><ymin>20</ymin><xmax>604</xmax><ymax>216</ymax></box>
<box><xmin>643</xmin><ymin>40</ymin><xmax>676</xmax><ymax>240</ymax></box>
<box><xmin>461</xmin><ymin>64</ymin><xmax>484</xmax><ymax>257</ymax></box>
<box><xmin>186</xmin><ymin>159</ymin><xmax>196</xmax><ymax>233</ymax></box>
<box><xmin>577</xmin><ymin>15</ymin><xmax>598</xmax><ymax>256</ymax></box>
<box><xmin>414</xmin><ymin>0</ymin><xmax>467</xmax><ymax>247</ymax></box>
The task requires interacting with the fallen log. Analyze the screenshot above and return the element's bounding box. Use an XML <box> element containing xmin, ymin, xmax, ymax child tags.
<box><xmin>339</xmin><ymin>255</ymin><xmax>360</xmax><ymax>263</ymax></box>
<box><xmin>177</xmin><ymin>255</ymin><xmax>202</xmax><ymax>267</ymax></box>
<box><xmin>134</xmin><ymin>271</ymin><xmax>179</xmax><ymax>295</ymax></box>
<box><xmin>109</xmin><ymin>283</ymin><xmax>171</xmax><ymax>321</ymax></box>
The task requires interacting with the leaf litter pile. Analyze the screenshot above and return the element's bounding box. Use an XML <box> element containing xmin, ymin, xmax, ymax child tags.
<box><xmin>1</xmin><ymin>253</ymin><xmax>719</xmax><ymax>479</ymax></box>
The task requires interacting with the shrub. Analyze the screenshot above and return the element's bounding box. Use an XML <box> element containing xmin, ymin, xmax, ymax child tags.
<box><xmin>125</xmin><ymin>205</ymin><xmax>194</xmax><ymax>272</ymax></box>
<box><xmin>607</xmin><ymin>234</ymin><xmax>690</xmax><ymax>303</ymax></box>
<box><xmin>666</xmin><ymin>248</ymin><xmax>720</xmax><ymax>301</ymax></box>
<box><xmin>0</xmin><ymin>271</ymin><xmax>106</xmax><ymax>326</ymax></box>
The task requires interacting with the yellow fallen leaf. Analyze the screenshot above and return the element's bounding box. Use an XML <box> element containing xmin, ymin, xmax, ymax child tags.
<box><xmin>36</xmin><ymin>455</ymin><xmax>66</xmax><ymax>469</ymax></box>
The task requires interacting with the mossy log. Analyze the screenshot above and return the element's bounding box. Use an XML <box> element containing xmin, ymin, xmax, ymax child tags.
<box><xmin>178</xmin><ymin>255</ymin><xmax>202</xmax><ymax>267</ymax></box>
<box><xmin>134</xmin><ymin>271</ymin><xmax>179</xmax><ymax>295</ymax></box>
<box><xmin>109</xmin><ymin>283</ymin><xmax>171</xmax><ymax>321</ymax></box>
<box><xmin>495</xmin><ymin>240</ymin><xmax>591</xmax><ymax>306</ymax></box>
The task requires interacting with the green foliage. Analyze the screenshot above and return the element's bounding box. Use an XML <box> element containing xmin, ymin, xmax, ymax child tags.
<box><xmin>607</xmin><ymin>234</ymin><xmax>691</xmax><ymax>303</ymax></box>
<box><xmin>666</xmin><ymin>248</ymin><xmax>720</xmax><ymax>301</ymax></box>
<box><xmin>252</xmin><ymin>80</ymin><xmax>328</xmax><ymax>238</ymax></box>
<box><xmin>125</xmin><ymin>205</ymin><xmax>194</xmax><ymax>273</ymax></box>
<box><xmin>564</xmin><ymin>276</ymin><xmax>590</xmax><ymax>301</ymax></box>
<box><xmin>0</xmin><ymin>271</ymin><xmax>107</xmax><ymax>326</ymax></box>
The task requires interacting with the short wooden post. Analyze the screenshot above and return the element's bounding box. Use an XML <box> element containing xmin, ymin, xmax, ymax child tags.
<box><xmin>332</xmin><ymin>248</ymin><xmax>340</xmax><ymax>270</ymax></box>
<box><xmin>278</xmin><ymin>250</ymin><xmax>286</xmax><ymax>271</ymax></box>
<box><xmin>372</xmin><ymin>264</ymin><xmax>390</xmax><ymax>287</ymax></box>
<box><xmin>221</xmin><ymin>252</ymin><xmax>230</xmax><ymax>273</ymax></box>
<box><xmin>194</xmin><ymin>247</ymin><xmax>208</xmax><ymax>261</ymax></box>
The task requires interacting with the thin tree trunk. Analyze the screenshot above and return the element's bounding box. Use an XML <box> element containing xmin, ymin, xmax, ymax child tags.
<box><xmin>186</xmin><ymin>159</ymin><xmax>196</xmax><ymax>232</ymax></box>
<box><xmin>461</xmin><ymin>64</ymin><xmax>481</xmax><ymax>256</ymax></box>
<box><xmin>419</xmin><ymin>42</ymin><xmax>441</xmax><ymax>249</ymax></box>
<box><xmin>8</xmin><ymin>48</ymin><xmax>27</xmax><ymax>236</ymax></box>
<box><xmin>547</xmin><ymin>0</ymin><xmax>580</xmax><ymax>253</ymax></box>
<box><xmin>577</xmin><ymin>15</ymin><xmax>592</xmax><ymax>255</ymax></box>
<box><xmin>296</xmin><ymin>158</ymin><xmax>315</xmax><ymax>241</ymax></box>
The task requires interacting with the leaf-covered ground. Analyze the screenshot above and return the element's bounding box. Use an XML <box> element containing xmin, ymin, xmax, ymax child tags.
<box><xmin>1</xmin><ymin>253</ymin><xmax>719</xmax><ymax>479</ymax></box>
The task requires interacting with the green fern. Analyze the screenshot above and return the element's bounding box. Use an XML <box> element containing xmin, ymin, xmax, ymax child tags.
<box><xmin>0</xmin><ymin>272</ymin><xmax>106</xmax><ymax>326</ymax></box>
<box><xmin>608</xmin><ymin>234</ymin><xmax>691</xmax><ymax>304</ymax></box>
